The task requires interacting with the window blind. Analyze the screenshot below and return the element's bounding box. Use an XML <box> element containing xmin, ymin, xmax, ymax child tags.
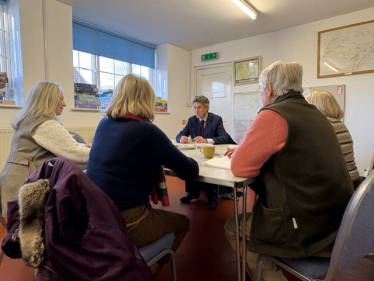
<box><xmin>73</xmin><ymin>21</ymin><xmax>156</xmax><ymax>69</ymax></box>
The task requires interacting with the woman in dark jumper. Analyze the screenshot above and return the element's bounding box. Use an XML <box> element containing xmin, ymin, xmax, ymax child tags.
<box><xmin>87</xmin><ymin>74</ymin><xmax>199</xmax><ymax>276</ymax></box>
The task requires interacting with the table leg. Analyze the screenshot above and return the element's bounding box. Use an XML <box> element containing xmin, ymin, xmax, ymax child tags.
<box><xmin>233</xmin><ymin>188</ymin><xmax>241</xmax><ymax>281</ymax></box>
<box><xmin>241</xmin><ymin>186</ymin><xmax>247</xmax><ymax>281</ymax></box>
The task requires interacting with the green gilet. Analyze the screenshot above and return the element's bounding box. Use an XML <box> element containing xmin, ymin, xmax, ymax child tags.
<box><xmin>248</xmin><ymin>91</ymin><xmax>353</xmax><ymax>258</ymax></box>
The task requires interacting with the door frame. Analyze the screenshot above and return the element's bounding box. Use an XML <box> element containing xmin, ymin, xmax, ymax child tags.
<box><xmin>192</xmin><ymin>62</ymin><xmax>233</xmax><ymax>134</ymax></box>
<box><xmin>191</xmin><ymin>62</ymin><xmax>232</xmax><ymax>106</ymax></box>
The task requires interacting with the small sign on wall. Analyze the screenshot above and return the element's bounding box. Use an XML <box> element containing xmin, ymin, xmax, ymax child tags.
<box><xmin>201</xmin><ymin>52</ymin><xmax>219</xmax><ymax>61</ymax></box>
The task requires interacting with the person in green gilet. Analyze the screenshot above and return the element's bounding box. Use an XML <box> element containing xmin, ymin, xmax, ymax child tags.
<box><xmin>224</xmin><ymin>61</ymin><xmax>353</xmax><ymax>281</ymax></box>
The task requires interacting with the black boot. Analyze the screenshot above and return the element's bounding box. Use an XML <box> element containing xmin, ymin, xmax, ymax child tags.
<box><xmin>207</xmin><ymin>187</ymin><xmax>218</xmax><ymax>210</ymax></box>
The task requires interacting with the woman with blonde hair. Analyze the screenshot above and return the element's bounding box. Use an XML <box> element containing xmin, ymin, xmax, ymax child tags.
<box><xmin>0</xmin><ymin>81</ymin><xmax>91</xmax><ymax>216</ymax></box>
<box><xmin>86</xmin><ymin>74</ymin><xmax>199</xmax><ymax>276</ymax></box>
<box><xmin>306</xmin><ymin>91</ymin><xmax>360</xmax><ymax>188</ymax></box>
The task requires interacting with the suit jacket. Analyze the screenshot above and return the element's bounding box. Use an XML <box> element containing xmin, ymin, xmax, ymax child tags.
<box><xmin>176</xmin><ymin>112</ymin><xmax>236</xmax><ymax>144</ymax></box>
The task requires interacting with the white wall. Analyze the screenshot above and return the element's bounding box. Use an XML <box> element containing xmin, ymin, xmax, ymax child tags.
<box><xmin>153</xmin><ymin>44</ymin><xmax>191</xmax><ymax>138</ymax></box>
<box><xmin>190</xmin><ymin>8</ymin><xmax>374</xmax><ymax>174</ymax></box>
<box><xmin>1</xmin><ymin>1</ymin><xmax>189</xmax><ymax>139</ymax></box>
<box><xmin>1</xmin><ymin>2</ymin><xmax>372</xmax><ymax>174</ymax></box>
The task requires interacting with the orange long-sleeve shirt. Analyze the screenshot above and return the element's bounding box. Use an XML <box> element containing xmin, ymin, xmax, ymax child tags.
<box><xmin>231</xmin><ymin>109</ymin><xmax>288</xmax><ymax>178</ymax></box>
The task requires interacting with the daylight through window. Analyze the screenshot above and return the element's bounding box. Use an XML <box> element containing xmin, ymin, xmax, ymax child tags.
<box><xmin>73</xmin><ymin>50</ymin><xmax>154</xmax><ymax>111</ymax></box>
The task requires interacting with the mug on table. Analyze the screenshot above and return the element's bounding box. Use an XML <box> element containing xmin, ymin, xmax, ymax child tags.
<box><xmin>199</xmin><ymin>144</ymin><xmax>215</xmax><ymax>158</ymax></box>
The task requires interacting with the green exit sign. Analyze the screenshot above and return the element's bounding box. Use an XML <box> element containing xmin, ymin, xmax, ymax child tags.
<box><xmin>201</xmin><ymin>52</ymin><xmax>219</xmax><ymax>61</ymax></box>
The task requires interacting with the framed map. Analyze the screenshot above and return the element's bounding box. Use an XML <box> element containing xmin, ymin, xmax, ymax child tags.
<box><xmin>318</xmin><ymin>20</ymin><xmax>374</xmax><ymax>78</ymax></box>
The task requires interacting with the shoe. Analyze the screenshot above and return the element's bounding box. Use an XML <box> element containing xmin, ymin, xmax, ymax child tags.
<box><xmin>207</xmin><ymin>187</ymin><xmax>218</xmax><ymax>210</ymax></box>
<box><xmin>207</xmin><ymin>195</ymin><xmax>218</xmax><ymax>210</ymax></box>
<box><xmin>180</xmin><ymin>192</ymin><xmax>199</xmax><ymax>203</ymax></box>
<box><xmin>218</xmin><ymin>192</ymin><xmax>234</xmax><ymax>200</ymax></box>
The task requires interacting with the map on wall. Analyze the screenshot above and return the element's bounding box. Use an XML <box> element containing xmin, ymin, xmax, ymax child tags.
<box><xmin>318</xmin><ymin>20</ymin><xmax>374</xmax><ymax>78</ymax></box>
<box><xmin>232</xmin><ymin>85</ymin><xmax>345</xmax><ymax>144</ymax></box>
<box><xmin>233</xmin><ymin>91</ymin><xmax>261</xmax><ymax>144</ymax></box>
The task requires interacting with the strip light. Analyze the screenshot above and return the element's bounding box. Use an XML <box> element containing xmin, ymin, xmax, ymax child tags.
<box><xmin>231</xmin><ymin>0</ymin><xmax>257</xmax><ymax>20</ymax></box>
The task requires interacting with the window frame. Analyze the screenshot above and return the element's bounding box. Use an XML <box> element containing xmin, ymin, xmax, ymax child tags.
<box><xmin>0</xmin><ymin>2</ymin><xmax>11</xmax><ymax>103</ymax></box>
<box><xmin>73</xmin><ymin>49</ymin><xmax>155</xmax><ymax>110</ymax></box>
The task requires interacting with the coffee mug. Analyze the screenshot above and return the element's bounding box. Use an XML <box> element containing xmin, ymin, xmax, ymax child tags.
<box><xmin>199</xmin><ymin>144</ymin><xmax>215</xmax><ymax>158</ymax></box>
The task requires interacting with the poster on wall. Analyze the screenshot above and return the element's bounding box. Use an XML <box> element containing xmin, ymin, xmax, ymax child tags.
<box><xmin>155</xmin><ymin>97</ymin><xmax>168</xmax><ymax>113</ymax></box>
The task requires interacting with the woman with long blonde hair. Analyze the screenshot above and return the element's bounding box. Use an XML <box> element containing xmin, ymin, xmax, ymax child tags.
<box><xmin>0</xmin><ymin>81</ymin><xmax>91</xmax><ymax>216</ymax></box>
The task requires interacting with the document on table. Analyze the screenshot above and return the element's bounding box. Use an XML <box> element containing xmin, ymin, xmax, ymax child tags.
<box><xmin>202</xmin><ymin>156</ymin><xmax>231</xmax><ymax>169</ymax></box>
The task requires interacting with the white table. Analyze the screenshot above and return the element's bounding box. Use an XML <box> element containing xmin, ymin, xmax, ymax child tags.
<box><xmin>165</xmin><ymin>143</ymin><xmax>254</xmax><ymax>281</ymax></box>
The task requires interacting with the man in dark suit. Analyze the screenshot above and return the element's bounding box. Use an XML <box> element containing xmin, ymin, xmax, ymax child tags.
<box><xmin>176</xmin><ymin>95</ymin><xmax>235</xmax><ymax>210</ymax></box>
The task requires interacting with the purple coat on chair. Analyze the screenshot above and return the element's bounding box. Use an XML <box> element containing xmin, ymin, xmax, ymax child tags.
<box><xmin>2</xmin><ymin>157</ymin><xmax>154</xmax><ymax>281</ymax></box>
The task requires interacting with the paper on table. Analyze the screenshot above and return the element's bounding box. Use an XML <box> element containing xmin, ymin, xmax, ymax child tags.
<box><xmin>202</xmin><ymin>156</ymin><xmax>231</xmax><ymax>169</ymax></box>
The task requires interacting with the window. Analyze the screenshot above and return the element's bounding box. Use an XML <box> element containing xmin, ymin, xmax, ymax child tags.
<box><xmin>0</xmin><ymin>1</ymin><xmax>12</xmax><ymax>105</ymax></box>
<box><xmin>73</xmin><ymin>50</ymin><xmax>154</xmax><ymax>110</ymax></box>
<box><xmin>72</xmin><ymin>20</ymin><xmax>162</xmax><ymax>111</ymax></box>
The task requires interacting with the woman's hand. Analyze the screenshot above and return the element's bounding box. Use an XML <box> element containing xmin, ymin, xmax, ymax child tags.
<box><xmin>224</xmin><ymin>147</ymin><xmax>236</xmax><ymax>158</ymax></box>
<box><xmin>84</xmin><ymin>143</ymin><xmax>92</xmax><ymax>148</ymax></box>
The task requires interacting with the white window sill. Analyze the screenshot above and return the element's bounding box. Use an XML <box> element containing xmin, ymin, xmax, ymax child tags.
<box><xmin>70</xmin><ymin>108</ymin><xmax>101</xmax><ymax>112</ymax></box>
<box><xmin>0</xmin><ymin>104</ymin><xmax>22</xmax><ymax>109</ymax></box>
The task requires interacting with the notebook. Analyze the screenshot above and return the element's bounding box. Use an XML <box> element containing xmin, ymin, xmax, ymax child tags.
<box><xmin>202</xmin><ymin>156</ymin><xmax>231</xmax><ymax>170</ymax></box>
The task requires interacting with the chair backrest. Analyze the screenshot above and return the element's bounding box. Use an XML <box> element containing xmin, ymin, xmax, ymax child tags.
<box><xmin>138</xmin><ymin>233</ymin><xmax>177</xmax><ymax>281</ymax></box>
<box><xmin>69</xmin><ymin>131</ymin><xmax>86</xmax><ymax>144</ymax></box>
<box><xmin>69</xmin><ymin>131</ymin><xmax>87</xmax><ymax>170</ymax></box>
<box><xmin>363</xmin><ymin>150</ymin><xmax>374</xmax><ymax>177</ymax></box>
<box><xmin>325</xmin><ymin>169</ymin><xmax>374</xmax><ymax>280</ymax></box>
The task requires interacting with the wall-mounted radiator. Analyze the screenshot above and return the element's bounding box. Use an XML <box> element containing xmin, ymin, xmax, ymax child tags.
<box><xmin>0</xmin><ymin>127</ymin><xmax>96</xmax><ymax>169</ymax></box>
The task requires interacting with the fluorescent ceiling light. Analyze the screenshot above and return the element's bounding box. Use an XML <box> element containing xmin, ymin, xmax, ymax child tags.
<box><xmin>231</xmin><ymin>0</ymin><xmax>257</xmax><ymax>20</ymax></box>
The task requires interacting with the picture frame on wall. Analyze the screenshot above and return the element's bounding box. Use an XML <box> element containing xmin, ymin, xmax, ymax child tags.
<box><xmin>233</xmin><ymin>56</ymin><xmax>261</xmax><ymax>85</ymax></box>
<box><xmin>317</xmin><ymin>20</ymin><xmax>374</xmax><ymax>78</ymax></box>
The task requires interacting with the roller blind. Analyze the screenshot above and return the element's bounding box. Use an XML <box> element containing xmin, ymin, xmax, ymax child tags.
<box><xmin>73</xmin><ymin>21</ymin><xmax>156</xmax><ymax>69</ymax></box>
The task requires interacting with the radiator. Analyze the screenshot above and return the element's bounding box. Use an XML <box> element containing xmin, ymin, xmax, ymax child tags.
<box><xmin>65</xmin><ymin>127</ymin><xmax>97</xmax><ymax>143</ymax></box>
<box><xmin>0</xmin><ymin>127</ymin><xmax>96</xmax><ymax>169</ymax></box>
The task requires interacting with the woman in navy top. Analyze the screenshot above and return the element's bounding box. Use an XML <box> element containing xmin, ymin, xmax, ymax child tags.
<box><xmin>87</xmin><ymin>74</ymin><xmax>199</xmax><ymax>276</ymax></box>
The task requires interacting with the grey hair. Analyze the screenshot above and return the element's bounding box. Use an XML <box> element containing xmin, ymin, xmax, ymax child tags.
<box><xmin>192</xmin><ymin>95</ymin><xmax>209</xmax><ymax>107</ymax></box>
<box><xmin>12</xmin><ymin>81</ymin><xmax>63</xmax><ymax>129</ymax></box>
<box><xmin>259</xmin><ymin>61</ymin><xmax>303</xmax><ymax>96</ymax></box>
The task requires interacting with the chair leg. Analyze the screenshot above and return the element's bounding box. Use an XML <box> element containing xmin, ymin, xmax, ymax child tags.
<box><xmin>0</xmin><ymin>250</ymin><xmax>4</xmax><ymax>267</ymax></box>
<box><xmin>169</xmin><ymin>251</ymin><xmax>177</xmax><ymax>281</ymax></box>
<box><xmin>0</xmin><ymin>216</ymin><xmax>6</xmax><ymax>228</ymax></box>
<box><xmin>255</xmin><ymin>255</ymin><xmax>264</xmax><ymax>281</ymax></box>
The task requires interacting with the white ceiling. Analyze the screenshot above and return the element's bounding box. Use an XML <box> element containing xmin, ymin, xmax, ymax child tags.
<box><xmin>58</xmin><ymin>0</ymin><xmax>374</xmax><ymax>51</ymax></box>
